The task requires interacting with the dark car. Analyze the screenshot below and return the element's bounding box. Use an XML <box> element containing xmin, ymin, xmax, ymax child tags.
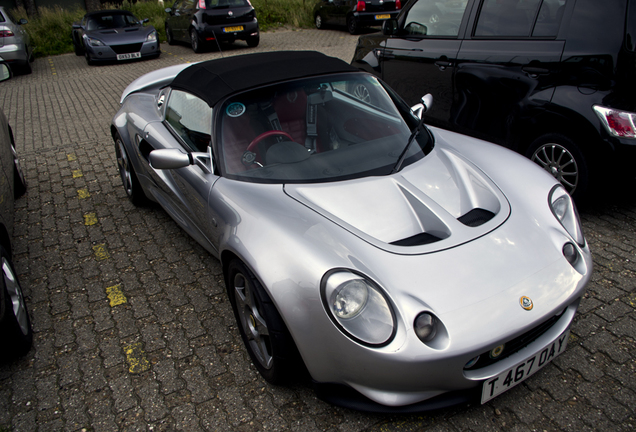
<box><xmin>352</xmin><ymin>0</ymin><xmax>636</xmax><ymax>202</ymax></box>
<box><xmin>314</xmin><ymin>0</ymin><xmax>403</xmax><ymax>34</ymax></box>
<box><xmin>72</xmin><ymin>10</ymin><xmax>160</xmax><ymax>65</ymax></box>
<box><xmin>164</xmin><ymin>0</ymin><xmax>259</xmax><ymax>53</ymax></box>
<box><xmin>0</xmin><ymin>62</ymin><xmax>31</xmax><ymax>361</ymax></box>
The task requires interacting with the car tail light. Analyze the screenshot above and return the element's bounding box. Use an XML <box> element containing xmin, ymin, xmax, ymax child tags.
<box><xmin>593</xmin><ymin>105</ymin><xmax>636</xmax><ymax>138</ymax></box>
<box><xmin>198</xmin><ymin>0</ymin><xmax>206</xmax><ymax>9</ymax></box>
<box><xmin>396</xmin><ymin>0</ymin><xmax>402</xmax><ymax>9</ymax></box>
<box><xmin>0</xmin><ymin>30</ymin><xmax>15</xmax><ymax>37</ymax></box>
<box><xmin>356</xmin><ymin>1</ymin><xmax>366</xmax><ymax>12</ymax></box>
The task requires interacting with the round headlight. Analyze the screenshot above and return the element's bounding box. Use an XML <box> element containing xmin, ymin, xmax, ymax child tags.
<box><xmin>322</xmin><ymin>270</ymin><xmax>396</xmax><ymax>346</ymax></box>
<box><xmin>414</xmin><ymin>312</ymin><xmax>438</xmax><ymax>343</ymax></box>
<box><xmin>332</xmin><ymin>279</ymin><xmax>368</xmax><ymax>319</ymax></box>
<box><xmin>549</xmin><ymin>185</ymin><xmax>585</xmax><ymax>246</ymax></box>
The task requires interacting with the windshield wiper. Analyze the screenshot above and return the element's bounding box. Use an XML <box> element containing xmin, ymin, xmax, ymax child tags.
<box><xmin>391</xmin><ymin>94</ymin><xmax>433</xmax><ymax>174</ymax></box>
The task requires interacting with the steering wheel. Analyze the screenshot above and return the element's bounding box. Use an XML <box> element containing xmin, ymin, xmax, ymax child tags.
<box><xmin>243</xmin><ymin>131</ymin><xmax>298</xmax><ymax>166</ymax></box>
<box><xmin>247</xmin><ymin>131</ymin><xmax>294</xmax><ymax>153</ymax></box>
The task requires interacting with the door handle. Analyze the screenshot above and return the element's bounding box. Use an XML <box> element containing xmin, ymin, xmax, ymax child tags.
<box><xmin>435</xmin><ymin>60</ymin><xmax>452</xmax><ymax>70</ymax></box>
<box><xmin>522</xmin><ymin>66</ymin><xmax>550</xmax><ymax>78</ymax></box>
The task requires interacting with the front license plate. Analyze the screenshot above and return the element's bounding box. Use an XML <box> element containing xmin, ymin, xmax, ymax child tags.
<box><xmin>117</xmin><ymin>52</ymin><xmax>141</xmax><ymax>61</ymax></box>
<box><xmin>223</xmin><ymin>26</ymin><xmax>244</xmax><ymax>33</ymax></box>
<box><xmin>375</xmin><ymin>14</ymin><xmax>391</xmax><ymax>20</ymax></box>
<box><xmin>481</xmin><ymin>330</ymin><xmax>569</xmax><ymax>404</ymax></box>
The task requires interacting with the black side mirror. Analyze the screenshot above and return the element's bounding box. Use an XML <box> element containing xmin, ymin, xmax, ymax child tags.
<box><xmin>18</xmin><ymin>18</ymin><xmax>28</xmax><ymax>25</ymax></box>
<box><xmin>383</xmin><ymin>19</ymin><xmax>398</xmax><ymax>35</ymax></box>
<box><xmin>165</xmin><ymin>7</ymin><xmax>173</xmax><ymax>13</ymax></box>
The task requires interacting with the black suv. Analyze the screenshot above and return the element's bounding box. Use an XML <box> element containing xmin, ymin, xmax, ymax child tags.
<box><xmin>352</xmin><ymin>0</ymin><xmax>636</xmax><ymax>201</ymax></box>
<box><xmin>165</xmin><ymin>0</ymin><xmax>259</xmax><ymax>53</ymax></box>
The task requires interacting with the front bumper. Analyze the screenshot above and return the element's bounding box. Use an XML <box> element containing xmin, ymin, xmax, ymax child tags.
<box><xmin>85</xmin><ymin>41</ymin><xmax>159</xmax><ymax>62</ymax></box>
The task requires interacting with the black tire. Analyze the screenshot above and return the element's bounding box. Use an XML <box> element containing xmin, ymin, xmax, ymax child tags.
<box><xmin>166</xmin><ymin>24</ymin><xmax>175</xmax><ymax>45</ymax></box>
<box><xmin>85</xmin><ymin>51</ymin><xmax>94</xmax><ymax>66</ymax></box>
<box><xmin>190</xmin><ymin>28</ymin><xmax>204</xmax><ymax>53</ymax></box>
<box><xmin>246</xmin><ymin>35</ymin><xmax>259</xmax><ymax>48</ymax></box>
<box><xmin>315</xmin><ymin>13</ymin><xmax>324</xmax><ymax>29</ymax></box>
<box><xmin>227</xmin><ymin>260</ymin><xmax>298</xmax><ymax>385</ymax></box>
<box><xmin>526</xmin><ymin>133</ymin><xmax>589</xmax><ymax>202</ymax></box>
<box><xmin>0</xmin><ymin>245</ymin><xmax>32</xmax><ymax>360</ymax></box>
<box><xmin>347</xmin><ymin>15</ymin><xmax>360</xmax><ymax>35</ymax></box>
<box><xmin>114</xmin><ymin>133</ymin><xmax>148</xmax><ymax>206</ymax></box>
<box><xmin>73</xmin><ymin>37</ymin><xmax>84</xmax><ymax>56</ymax></box>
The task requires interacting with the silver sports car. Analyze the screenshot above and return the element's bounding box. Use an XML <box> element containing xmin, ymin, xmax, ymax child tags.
<box><xmin>111</xmin><ymin>51</ymin><xmax>592</xmax><ymax>411</ymax></box>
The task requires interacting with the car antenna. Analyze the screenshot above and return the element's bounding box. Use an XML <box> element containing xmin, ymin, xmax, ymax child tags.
<box><xmin>211</xmin><ymin>30</ymin><xmax>224</xmax><ymax>57</ymax></box>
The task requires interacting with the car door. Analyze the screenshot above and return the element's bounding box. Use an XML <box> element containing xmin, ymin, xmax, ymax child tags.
<box><xmin>452</xmin><ymin>0</ymin><xmax>568</xmax><ymax>147</ymax></box>
<box><xmin>379</xmin><ymin>0</ymin><xmax>473</xmax><ymax>131</ymax></box>
<box><xmin>142</xmin><ymin>89</ymin><xmax>220</xmax><ymax>253</ymax></box>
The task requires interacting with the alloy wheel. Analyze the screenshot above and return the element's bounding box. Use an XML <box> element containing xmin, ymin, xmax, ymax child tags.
<box><xmin>116</xmin><ymin>139</ymin><xmax>133</xmax><ymax>197</ymax></box>
<box><xmin>3</xmin><ymin>257</ymin><xmax>29</xmax><ymax>336</ymax></box>
<box><xmin>233</xmin><ymin>272</ymin><xmax>273</xmax><ymax>370</ymax></box>
<box><xmin>530</xmin><ymin>143</ymin><xmax>579</xmax><ymax>194</ymax></box>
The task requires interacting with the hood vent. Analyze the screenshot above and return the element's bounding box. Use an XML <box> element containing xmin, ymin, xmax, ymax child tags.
<box><xmin>458</xmin><ymin>208</ymin><xmax>496</xmax><ymax>227</ymax></box>
<box><xmin>390</xmin><ymin>232</ymin><xmax>443</xmax><ymax>247</ymax></box>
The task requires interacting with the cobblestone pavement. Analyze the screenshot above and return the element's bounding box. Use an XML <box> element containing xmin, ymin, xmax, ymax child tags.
<box><xmin>0</xmin><ymin>27</ymin><xmax>635</xmax><ymax>432</ymax></box>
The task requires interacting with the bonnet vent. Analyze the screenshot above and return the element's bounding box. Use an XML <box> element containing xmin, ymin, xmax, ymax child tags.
<box><xmin>458</xmin><ymin>208</ymin><xmax>496</xmax><ymax>227</ymax></box>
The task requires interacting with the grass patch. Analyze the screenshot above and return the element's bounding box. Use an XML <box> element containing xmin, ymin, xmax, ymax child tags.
<box><xmin>11</xmin><ymin>0</ymin><xmax>318</xmax><ymax>58</ymax></box>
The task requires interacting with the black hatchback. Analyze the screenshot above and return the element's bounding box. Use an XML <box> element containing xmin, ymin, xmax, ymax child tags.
<box><xmin>352</xmin><ymin>0</ymin><xmax>636</xmax><ymax>201</ymax></box>
<box><xmin>314</xmin><ymin>0</ymin><xmax>403</xmax><ymax>34</ymax></box>
<box><xmin>165</xmin><ymin>0</ymin><xmax>259</xmax><ymax>52</ymax></box>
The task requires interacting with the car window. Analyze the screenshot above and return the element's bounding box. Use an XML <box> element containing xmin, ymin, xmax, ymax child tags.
<box><xmin>475</xmin><ymin>0</ymin><xmax>565</xmax><ymax>38</ymax></box>
<box><xmin>218</xmin><ymin>73</ymin><xmax>431</xmax><ymax>183</ymax></box>
<box><xmin>402</xmin><ymin>0</ymin><xmax>469</xmax><ymax>37</ymax></box>
<box><xmin>183</xmin><ymin>0</ymin><xmax>196</xmax><ymax>9</ymax></box>
<box><xmin>0</xmin><ymin>11</ymin><xmax>5</xmax><ymax>23</ymax></box>
<box><xmin>166</xmin><ymin>90</ymin><xmax>213</xmax><ymax>152</ymax></box>
<box><xmin>86</xmin><ymin>14</ymin><xmax>137</xmax><ymax>30</ymax></box>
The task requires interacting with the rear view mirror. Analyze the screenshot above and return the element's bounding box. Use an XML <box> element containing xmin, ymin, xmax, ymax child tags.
<box><xmin>382</xmin><ymin>19</ymin><xmax>398</xmax><ymax>35</ymax></box>
<box><xmin>411</xmin><ymin>94</ymin><xmax>434</xmax><ymax>119</ymax></box>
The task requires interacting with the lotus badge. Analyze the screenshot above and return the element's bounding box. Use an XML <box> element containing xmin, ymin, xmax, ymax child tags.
<box><xmin>520</xmin><ymin>296</ymin><xmax>533</xmax><ymax>311</ymax></box>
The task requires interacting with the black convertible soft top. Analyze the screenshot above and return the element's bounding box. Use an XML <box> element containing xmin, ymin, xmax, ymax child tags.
<box><xmin>170</xmin><ymin>51</ymin><xmax>359</xmax><ymax>107</ymax></box>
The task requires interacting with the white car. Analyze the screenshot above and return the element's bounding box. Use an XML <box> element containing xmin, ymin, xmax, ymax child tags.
<box><xmin>0</xmin><ymin>7</ymin><xmax>33</xmax><ymax>74</ymax></box>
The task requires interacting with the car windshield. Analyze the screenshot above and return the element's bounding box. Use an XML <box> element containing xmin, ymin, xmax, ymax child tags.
<box><xmin>218</xmin><ymin>73</ymin><xmax>431</xmax><ymax>183</ymax></box>
<box><xmin>86</xmin><ymin>13</ymin><xmax>140</xmax><ymax>30</ymax></box>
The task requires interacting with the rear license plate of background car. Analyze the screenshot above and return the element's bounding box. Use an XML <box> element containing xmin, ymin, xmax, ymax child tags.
<box><xmin>223</xmin><ymin>26</ymin><xmax>244</xmax><ymax>32</ymax></box>
<box><xmin>117</xmin><ymin>52</ymin><xmax>141</xmax><ymax>61</ymax></box>
<box><xmin>375</xmin><ymin>14</ymin><xmax>391</xmax><ymax>20</ymax></box>
<box><xmin>481</xmin><ymin>330</ymin><xmax>569</xmax><ymax>404</ymax></box>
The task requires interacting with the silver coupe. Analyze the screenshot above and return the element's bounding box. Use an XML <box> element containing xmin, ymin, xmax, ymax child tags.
<box><xmin>111</xmin><ymin>51</ymin><xmax>592</xmax><ymax>411</ymax></box>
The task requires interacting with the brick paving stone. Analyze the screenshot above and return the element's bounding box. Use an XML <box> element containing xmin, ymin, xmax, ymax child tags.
<box><xmin>0</xmin><ymin>27</ymin><xmax>635</xmax><ymax>432</ymax></box>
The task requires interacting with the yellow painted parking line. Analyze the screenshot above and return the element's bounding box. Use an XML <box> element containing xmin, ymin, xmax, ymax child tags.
<box><xmin>106</xmin><ymin>284</ymin><xmax>127</xmax><ymax>307</ymax></box>
<box><xmin>48</xmin><ymin>58</ymin><xmax>56</xmax><ymax>76</ymax></box>
<box><xmin>84</xmin><ymin>213</ymin><xmax>97</xmax><ymax>226</ymax></box>
<box><xmin>67</xmin><ymin>153</ymin><xmax>77</xmax><ymax>161</ymax></box>
<box><xmin>92</xmin><ymin>244</ymin><xmax>110</xmax><ymax>260</ymax></box>
<box><xmin>124</xmin><ymin>342</ymin><xmax>150</xmax><ymax>374</ymax></box>
<box><xmin>77</xmin><ymin>188</ymin><xmax>90</xmax><ymax>199</ymax></box>
<box><xmin>72</xmin><ymin>169</ymin><xmax>83</xmax><ymax>178</ymax></box>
